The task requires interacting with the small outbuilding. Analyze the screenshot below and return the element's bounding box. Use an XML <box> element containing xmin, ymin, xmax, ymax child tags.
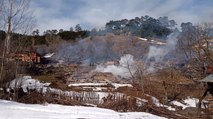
<box><xmin>199</xmin><ymin>74</ymin><xmax>213</xmax><ymax>95</ymax></box>
<box><xmin>198</xmin><ymin>74</ymin><xmax>213</xmax><ymax>116</ymax></box>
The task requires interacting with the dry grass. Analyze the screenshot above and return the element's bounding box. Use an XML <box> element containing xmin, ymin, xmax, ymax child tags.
<box><xmin>131</xmin><ymin>68</ymin><xmax>206</xmax><ymax>104</ymax></box>
<box><xmin>35</xmin><ymin>75</ymin><xmax>57</xmax><ymax>83</ymax></box>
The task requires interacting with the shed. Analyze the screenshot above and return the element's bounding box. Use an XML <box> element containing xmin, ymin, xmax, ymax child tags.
<box><xmin>199</xmin><ymin>74</ymin><xmax>213</xmax><ymax>96</ymax></box>
<box><xmin>199</xmin><ymin>74</ymin><xmax>213</xmax><ymax>83</ymax></box>
<box><xmin>198</xmin><ymin>74</ymin><xmax>213</xmax><ymax>116</ymax></box>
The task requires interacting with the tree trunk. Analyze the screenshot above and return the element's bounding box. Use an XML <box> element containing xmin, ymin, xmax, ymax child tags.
<box><xmin>5</xmin><ymin>32</ymin><xmax>11</xmax><ymax>55</ymax></box>
<box><xmin>0</xmin><ymin>36</ymin><xmax>7</xmax><ymax>87</ymax></box>
<box><xmin>5</xmin><ymin>0</ymin><xmax>13</xmax><ymax>54</ymax></box>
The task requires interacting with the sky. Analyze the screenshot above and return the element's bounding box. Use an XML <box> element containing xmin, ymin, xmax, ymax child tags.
<box><xmin>30</xmin><ymin>0</ymin><xmax>213</xmax><ymax>33</ymax></box>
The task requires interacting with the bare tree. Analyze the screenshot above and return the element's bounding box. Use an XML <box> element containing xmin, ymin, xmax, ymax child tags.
<box><xmin>179</xmin><ymin>22</ymin><xmax>213</xmax><ymax>63</ymax></box>
<box><xmin>1</xmin><ymin>0</ymin><xmax>36</xmax><ymax>54</ymax></box>
<box><xmin>178</xmin><ymin>22</ymin><xmax>213</xmax><ymax>78</ymax></box>
<box><xmin>0</xmin><ymin>0</ymin><xmax>36</xmax><ymax>86</ymax></box>
<box><xmin>0</xmin><ymin>1</ymin><xmax>4</xmax><ymax>29</ymax></box>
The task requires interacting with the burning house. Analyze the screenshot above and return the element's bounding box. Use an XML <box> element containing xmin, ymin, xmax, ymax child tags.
<box><xmin>10</xmin><ymin>48</ymin><xmax>55</xmax><ymax>64</ymax></box>
<box><xmin>12</xmin><ymin>51</ymin><xmax>41</xmax><ymax>64</ymax></box>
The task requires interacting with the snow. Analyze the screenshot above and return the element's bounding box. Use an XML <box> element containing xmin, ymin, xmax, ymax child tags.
<box><xmin>152</xmin><ymin>96</ymin><xmax>204</xmax><ymax>111</ymax></box>
<box><xmin>171</xmin><ymin>97</ymin><xmax>205</xmax><ymax>110</ymax></box>
<box><xmin>137</xmin><ymin>37</ymin><xmax>148</xmax><ymax>41</ymax></box>
<box><xmin>0</xmin><ymin>99</ymin><xmax>166</xmax><ymax>119</ymax></box>
<box><xmin>95</xmin><ymin>92</ymin><xmax>110</xmax><ymax>101</ymax></box>
<box><xmin>7</xmin><ymin>76</ymin><xmax>133</xmax><ymax>104</ymax></box>
<box><xmin>183</xmin><ymin>97</ymin><xmax>198</xmax><ymax>107</ymax></box>
<box><xmin>136</xmin><ymin>98</ymin><xmax>148</xmax><ymax>107</ymax></box>
<box><xmin>7</xmin><ymin>76</ymin><xmax>50</xmax><ymax>93</ymax></box>
<box><xmin>83</xmin><ymin>87</ymin><xmax>108</xmax><ymax>91</ymax></box>
<box><xmin>111</xmin><ymin>83</ymin><xmax>133</xmax><ymax>89</ymax></box>
<box><xmin>68</xmin><ymin>83</ymin><xmax>133</xmax><ymax>89</ymax></box>
<box><xmin>151</xmin><ymin>96</ymin><xmax>176</xmax><ymax>111</ymax></box>
<box><xmin>44</xmin><ymin>53</ymin><xmax>55</xmax><ymax>58</ymax></box>
<box><xmin>68</xmin><ymin>83</ymin><xmax>107</xmax><ymax>87</ymax></box>
<box><xmin>171</xmin><ymin>101</ymin><xmax>188</xmax><ymax>109</ymax></box>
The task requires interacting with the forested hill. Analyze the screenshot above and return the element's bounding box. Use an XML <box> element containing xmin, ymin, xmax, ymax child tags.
<box><xmin>103</xmin><ymin>15</ymin><xmax>177</xmax><ymax>38</ymax></box>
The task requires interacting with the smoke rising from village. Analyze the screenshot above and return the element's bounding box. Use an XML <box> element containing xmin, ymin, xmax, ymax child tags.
<box><xmin>53</xmin><ymin>37</ymin><xmax>118</xmax><ymax>65</ymax></box>
<box><xmin>1</xmin><ymin>0</ymin><xmax>213</xmax><ymax>118</ymax></box>
<box><xmin>145</xmin><ymin>32</ymin><xmax>179</xmax><ymax>72</ymax></box>
<box><xmin>52</xmin><ymin>31</ymin><xmax>181</xmax><ymax>75</ymax></box>
<box><xmin>95</xmin><ymin>54</ymin><xmax>136</xmax><ymax>78</ymax></box>
<box><xmin>53</xmin><ymin>34</ymin><xmax>146</xmax><ymax>65</ymax></box>
<box><xmin>147</xmin><ymin>33</ymin><xmax>178</xmax><ymax>62</ymax></box>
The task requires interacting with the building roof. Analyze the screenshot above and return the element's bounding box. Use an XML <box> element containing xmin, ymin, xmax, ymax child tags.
<box><xmin>200</xmin><ymin>74</ymin><xmax>213</xmax><ymax>82</ymax></box>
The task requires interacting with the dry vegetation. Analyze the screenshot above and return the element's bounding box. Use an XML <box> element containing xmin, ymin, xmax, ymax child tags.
<box><xmin>0</xmin><ymin>32</ymin><xmax>212</xmax><ymax>119</ymax></box>
<box><xmin>0</xmin><ymin>64</ymin><xmax>211</xmax><ymax>118</ymax></box>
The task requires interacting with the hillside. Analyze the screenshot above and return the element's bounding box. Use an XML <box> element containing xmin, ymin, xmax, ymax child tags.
<box><xmin>0</xmin><ymin>3</ymin><xmax>213</xmax><ymax>118</ymax></box>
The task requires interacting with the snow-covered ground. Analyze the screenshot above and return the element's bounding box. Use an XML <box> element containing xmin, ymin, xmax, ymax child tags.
<box><xmin>171</xmin><ymin>97</ymin><xmax>206</xmax><ymax>109</ymax></box>
<box><xmin>137</xmin><ymin>37</ymin><xmax>148</xmax><ymax>41</ymax></box>
<box><xmin>151</xmin><ymin>96</ymin><xmax>176</xmax><ymax>111</ymax></box>
<box><xmin>151</xmin><ymin>96</ymin><xmax>205</xmax><ymax>111</ymax></box>
<box><xmin>7</xmin><ymin>76</ymin><xmax>50</xmax><ymax>93</ymax></box>
<box><xmin>136</xmin><ymin>37</ymin><xmax>166</xmax><ymax>45</ymax></box>
<box><xmin>0</xmin><ymin>100</ymin><xmax>166</xmax><ymax>119</ymax></box>
<box><xmin>68</xmin><ymin>83</ymin><xmax>133</xmax><ymax>89</ymax></box>
<box><xmin>6</xmin><ymin>76</ymin><xmax>134</xmax><ymax>104</ymax></box>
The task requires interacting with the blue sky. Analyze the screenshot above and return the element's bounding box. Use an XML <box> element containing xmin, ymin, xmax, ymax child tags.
<box><xmin>30</xmin><ymin>0</ymin><xmax>213</xmax><ymax>32</ymax></box>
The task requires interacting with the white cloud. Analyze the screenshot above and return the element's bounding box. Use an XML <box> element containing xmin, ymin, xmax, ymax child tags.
<box><xmin>30</xmin><ymin>0</ymin><xmax>213</xmax><ymax>32</ymax></box>
<box><xmin>38</xmin><ymin>18</ymin><xmax>79</xmax><ymax>33</ymax></box>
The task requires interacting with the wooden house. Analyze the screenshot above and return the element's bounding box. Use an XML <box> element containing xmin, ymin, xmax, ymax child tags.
<box><xmin>13</xmin><ymin>51</ymin><xmax>41</xmax><ymax>64</ymax></box>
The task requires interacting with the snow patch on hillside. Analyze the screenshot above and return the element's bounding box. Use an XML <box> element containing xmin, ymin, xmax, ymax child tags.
<box><xmin>137</xmin><ymin>37</ymin><xmax>148</xmax><ymax>41</ymax></box>
<box><xmin>151</xmin><ymin>96</ymin><xmax>176</xmax><ymax>111</ymax></box>
<box><xmin>7</xmin><ymin>76</ymin><xmax>50</xmax><ymax>93</ymax></box>
<box><xmin>68</xmin><ymin>83</ymin><xmax>132</xmax><ymax>89</ymax></box>
<box><xmin>171</xmin><ymin>97</ymin><xmax>206</xmax><ymax>110</ymax></box>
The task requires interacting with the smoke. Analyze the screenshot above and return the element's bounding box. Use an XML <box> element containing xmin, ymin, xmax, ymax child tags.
<box><xmin>53</xmin><ymin>38</ymin><xmax>118</xmax><ymax>65</ymax></box>
<box><xmin>52</xmin><ymin>32</ymin><xmax>180</xmax><ymax>76</ymax></box>
<box><xmin>95</xmin><ymin>54</ymin><xmax>136</xmax><ymax>78</ymax></box>
<box><xmin>145</xmin><ymin>32</ymin><xmax>179</xmax><ymax>72</ymax></box>
<box><xmin>35</xmin><ymin>46</ymin><xmax>50</xmax><ymax>55</ymax></box>
<box><xmin>53</xmin><ymin>34</ymin><xmax>147</xmax><ymax>65</ymax></box>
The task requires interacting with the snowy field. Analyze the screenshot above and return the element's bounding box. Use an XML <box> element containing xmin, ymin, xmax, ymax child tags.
<box><xmin>0</xmin><ymin>100</ymin><xmax>166</xmax><ymax>119</ymax></box>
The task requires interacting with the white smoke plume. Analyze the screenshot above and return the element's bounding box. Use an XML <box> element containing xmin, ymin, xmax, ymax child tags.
<box><xmin>146</xmin><ymin>33</ymin><xmax>179</xmax><ymax>72</ymax></box>
<box><xmin>53</xmin><ymin>38</ymin><xmax>118</xmax><ymax>65</ymax></box>
<box><xmin>53</xmin><ymin>34</ymin><xmax>147</xmax><ymax>65</ymax></box>
<box><xmin>95</xmin><ymin>54</ymin><xmax>136</xmax><ymax>78</ymax></box>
